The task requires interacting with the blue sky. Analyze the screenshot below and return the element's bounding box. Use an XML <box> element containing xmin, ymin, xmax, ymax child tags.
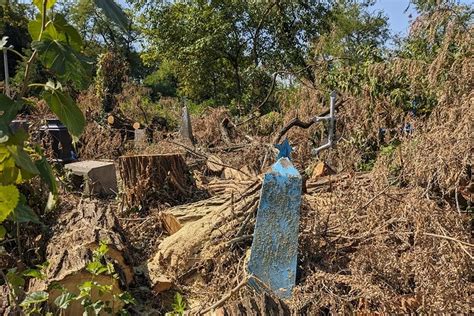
<box><xmin>371</xmin><ymin>0</ymin><xmax>417</xmax><ymax>36</ymax></box>
<box><xmin>372</xmin><ymin>0</ymin><xmax>472</xmax><ymax>36</ymax></box>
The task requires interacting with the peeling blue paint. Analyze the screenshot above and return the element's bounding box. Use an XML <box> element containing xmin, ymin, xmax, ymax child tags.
<box><xmin>247</xmin><ymin>157</ymin><xmax>302</xmax><ymax>299</ymax></box>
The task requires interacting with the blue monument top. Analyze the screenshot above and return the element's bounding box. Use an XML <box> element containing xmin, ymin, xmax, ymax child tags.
<box><xmin>275</xmin><ymin>139</ymin><xmax>292</xmax><ymax>160</ymax></box>
<box><xmin>271</xmin><ymin>157</ymin><xmax>300</xmax><ymax>177</ymax></box>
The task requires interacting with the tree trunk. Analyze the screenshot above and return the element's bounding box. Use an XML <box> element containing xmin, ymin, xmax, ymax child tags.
<box><xmin>160</xmin><ymin>195</ymin><xmax>229</xmax><ymax>235</ymax></box>
<box><xmin>29</xmin><ymin>199</ymin><xmax>132</xmax><ymax>316</ymax></box>
<box><xmin>146</xmin><ymin>181</ymin><xmax>261</xmax><ymax>290</ymax></box>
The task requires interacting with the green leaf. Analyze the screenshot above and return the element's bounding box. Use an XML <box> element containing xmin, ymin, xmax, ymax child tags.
<box><xmin>31</xmin><ymin>35</ymin><xmax>90</xmax><ymax>89</ymax></box>
<box><xmin>10</xmin><ymin>195</ymin><xmax>40</xmax><ymax>224</ymax></box>
<box><xmin>35</xmin><ymin>156</ymin><xmax>57</xmax><ymax>193</ymax></box>
<box><xmin>0</xmin><ymin>151</ymin><xmax>19</xmax><ymax>185</ymax></box>
<box><xmin>0</xmin><ymin>225</ymin><xmax>6</xmax><ymax>239</ymax></box>
<box><xmin>35</xmin><ymin>156</ymin><xmax>58</xmax><ymax>207</ymax></box>
<box><xmin>90</xmin><ymin>300</ymin><xmax>105</xmax><ymax>314</ymax></box>
<box><xmin>6</xmin><ymin>269</ymin><xmax>25</xmax><ymax>296</ymax></box>
<box><xmin>20</xmin><ymin>291</ymin><xmax>49</xmax><ymax>307</ymax></box>
<box><xmin>7</xmin><ymin>145</ymin><xmax>39</xmax><ymax>175</ymax></box>
<box><xmin>0</xmin><ymin>184</ymin><xmax>19</xmax><ymax>222</ymax></box>
<box><xmin>50</xmin><ymin>14</ymin><xmax>82</xmax><ymax>50</ymax></box>
<box><xmin>54</xmin><ymin>292</ymin><xmax>77</xmax><ymax>309</ymax></box>
<box><xmin>94</xmin><ymin>0</ymin><xmax>130</xmax><ymax>33</ymax></box>
<box><xmin>22</xmin><ymin>268</ymin><xmax>43</xmax><ymax>280</ymax></box>
<box><xmin>0</xmin><ymin>94</ymin><xmax>22</xmax><ymax>134</ymax></box>
<box><xmin>118</xmin><ymin>292</ymin><xmax>136</xmax><ymax>305</ymax></box>
<box><xmin>33</xmin><ymin>0</ymin><xmax>57</xmax><ymax>13</ymax></box>
<box><xmin>86</xmin><ymin>261</ymin><xmax>108</xmax><ymax>275</ymax></box>
<box><xmin>29</xmin><ymin>14</ymin><xmax>82</xmax><ymax>50</ymax></box>
<box><xmin>95</xmin><ymin>241</ymin><xmax>109</xmax><ymax>257</ymax></box>
<box><xmin>42</xmin><ymin>83</ymin><xmax>85</xmax><ymax>141</ymax></box>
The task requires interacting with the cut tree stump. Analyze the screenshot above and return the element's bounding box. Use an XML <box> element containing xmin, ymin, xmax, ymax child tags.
<box><xmin>118</xmin><ymin>154</ymin><xmax>192</xmax><ymax>208</ymax></box>
<box><xmin>29</xmin><ymin>199</ymin><xmax>132</xmax><ymax>316</ymax></box>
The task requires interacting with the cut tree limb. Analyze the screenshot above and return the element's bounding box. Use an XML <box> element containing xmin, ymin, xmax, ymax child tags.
<box><xmin>160</xmin><ymin>195</ymin><xmax>229</xmax><ymax>235</ymax></box>
<box><xmin>146</xmin><ymin>181</ymin><xmax>262</xmax><ymax>290</ymax></box>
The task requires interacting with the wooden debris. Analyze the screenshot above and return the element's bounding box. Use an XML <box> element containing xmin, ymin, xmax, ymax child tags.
<box><xmin>222</xmin><ymin>166</ymin><xmax>257</xmax><ymax>181</ymax></box>
<box><xmin>146</xmin><ymin>181</ymin><xmax>261</xmax><ymax>289</ymax></box>
<box><xmin>29</xmin><ymin>199</ymin><xmax>132</xmax><ymax>315</ymax></box>
<box><xmin>118</xmin><ymin>154</ymin><xmax>192</xmax><ymax>208</ymax></box>
<box><xmin>206</xmin><ymin>155</ymin><xmax>225</xmax><ymax>173</ymax></box>
<box><xmin>207</xmin><ymin>178</ymin><xmax>257</xmax><ymax>195</ymax></box>
<box><xmin>160</xmin><ymin>195</ymin><xmax>228</xmax><ymax>235</ymax></box>
<box><xmin>220</xmin><ymin>117</ymin><xmax>236</xmax><ymax>145</ymax></box>
<box><xmin>311</xmin><ymin>161</ymin><xmax>336</xmax><ymax>178</ymax></box>
<box><xmin>146</xmin><ymin>174</ymin><xmax>358</xmax><ymax>293</ymax></box>
<box><xmin>153</xmin><ymin>276</ymin><xmax>173</xmax><ymax>294</ymax></box>
<box><xmin>133</xmin><ymin>122</ymin><xmax>141</xmax><ymax>130</ymax></box>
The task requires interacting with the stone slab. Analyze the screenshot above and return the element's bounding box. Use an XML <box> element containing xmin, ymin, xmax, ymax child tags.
<box><xmin>65</xmin><ymin>160</ymin><xmax>117</xmax><ymax>196</ymax></box>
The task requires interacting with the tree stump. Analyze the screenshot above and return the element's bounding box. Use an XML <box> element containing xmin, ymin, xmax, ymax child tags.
<box><xmin>29</xmin><ymin>199</ymin><xmax>133</xmax><ymax>315</ymax></box>
<box><xmin>118</xmin><ymin>154</ymin><xmax>192</xmax><ymax>209</ymax></box>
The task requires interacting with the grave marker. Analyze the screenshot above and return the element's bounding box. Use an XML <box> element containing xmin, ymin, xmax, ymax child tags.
<box><xmin>247</xmin><ymin>140</ymin><xmax>302</xmax><ymax>299</ymax></box>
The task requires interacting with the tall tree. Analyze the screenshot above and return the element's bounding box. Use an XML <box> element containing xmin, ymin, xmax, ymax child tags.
<box><xmin>132</xmin><ymin>0</ymin><xmax>389</xmax><ymax>112</ymax></box>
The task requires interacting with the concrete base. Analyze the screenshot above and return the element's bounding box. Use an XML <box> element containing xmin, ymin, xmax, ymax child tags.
<box><xmin>65</xmin><ymin>160</ymin><xmax>117</xmax><ymax>196</ymax></box>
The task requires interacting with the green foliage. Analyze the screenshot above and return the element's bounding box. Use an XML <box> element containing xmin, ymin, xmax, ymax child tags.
<box><xmin>143</xmin><ymin>59</ymin><xmax>178</xmax><ymax>98</ymax></box>
<box><xmin>0</xmin><ymin>0</ymin><xmax>128</xmax><ymax>274</ymax></box>
<box><xmin>0</xmin><ymin>184</ymin><xmax>20</xmax><ymax>221</ymax></box>
<box><xmin>4</xmin><ymin>242</ymin><xmax>135</xmax><ymax>314</ymax></box>
<box><xmin>166</xmin><ymin>292</ymin><xmax>186</xmax><ymax>316</ymax></box>
<box><xmin>132</xmin><ymin>0</ymin><xmax>389</xmax><ymax>114</ymax></box>
<box><xmin>43</xmin><ymin>81</ymin><xmax>86</xmax><ymax>141</ymax></box>
<box><xmin>93</xmin><ymin>0</ymin><xmax>130</xmax><ymax>33</ymax></box>
<box><xmin>95</xmin><ymin>51</ymin><xmax>129</xmax><ymax>112</ymax></box>
<box><xmin>20</xmin><ymin>291</ymin><xmax>49</xmax><ymax>314</ymax></box>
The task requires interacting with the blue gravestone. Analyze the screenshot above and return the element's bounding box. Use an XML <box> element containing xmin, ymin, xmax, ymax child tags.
<box><xmin>247</xmin><ymin>155</ymin><xmax>302</xmax><ymax>299</ymax></box>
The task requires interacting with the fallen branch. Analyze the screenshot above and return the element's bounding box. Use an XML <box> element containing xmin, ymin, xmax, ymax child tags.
<box><xmin>423</xmin><ymin>232</ymin><xmax>474</xmax><ymax>247</ymax></box>
<box><xmin>273</xmin><ymin>99</ymin><xmax>346</xmax><ymax>144</ymax></box>
<box><xmin>199</xmin><ymin>275</ymin><xmax>251</xmax><ymax>314</ymax></box>
<box><xmin>165</xmin><ymin>140</ymin><xmax>252</xmax><ymax>178</ymax></box>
